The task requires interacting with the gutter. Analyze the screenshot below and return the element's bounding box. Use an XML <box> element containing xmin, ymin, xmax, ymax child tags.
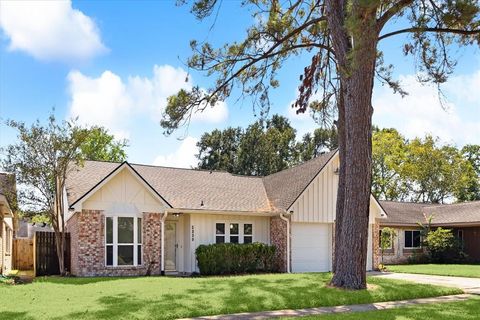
<box><xmin>279</xmin><ymin>211</ymin><xmax>291</xmax><ymax>273</ymax></box>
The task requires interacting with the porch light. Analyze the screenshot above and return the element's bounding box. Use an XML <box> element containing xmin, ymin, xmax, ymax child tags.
<box><xmin>334</xmin><ymin>168</ymin><xmax>340</xmax><ymax>175</ymax></box>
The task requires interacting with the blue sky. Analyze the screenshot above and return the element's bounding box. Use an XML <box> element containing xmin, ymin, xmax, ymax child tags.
<box><xmin>1</xmin><ymin>1</ymin><xmax>479</xmax><ymax>167</ymax></box>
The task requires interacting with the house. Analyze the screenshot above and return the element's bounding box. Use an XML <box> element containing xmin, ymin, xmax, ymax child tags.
<box><xmin>378</xmin><ymin>200</ymin><xmax>480</xmax><ymax>264</ymax></box>
<box><xmin>64</xmin><ymin>150</ymin><xmax>386</xmax><ymax>276</ymax></box>
<box><xmin>0</xmin><ymin>173</ymin><xmax>16</xmax><ymax>275</ymax></box>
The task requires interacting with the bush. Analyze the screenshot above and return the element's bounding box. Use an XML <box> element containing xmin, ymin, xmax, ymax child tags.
<box><xmin>422</xmin><ymin>227</ymin><xmax>468</xmax><ymax>263</ymax></box>
<box><xmin>195</xmin><ymin>242</ymin><xmax>278</xmax><ymax>275</ymax></box>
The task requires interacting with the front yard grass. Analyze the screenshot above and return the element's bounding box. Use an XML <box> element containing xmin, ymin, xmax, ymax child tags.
<box><xmin>387</xmin><ymin>264</ymin><xmax>480</xmax><ymax>278</ymax></box>
<box><xmin>284</xmin><ymin>296</ymin><xmax>480</xmax><ymax>320</ymax></box>
<box><xmin>0</xmin><ymin>273</ymin><xmax>462</xmax><ymax>320</ymax></box>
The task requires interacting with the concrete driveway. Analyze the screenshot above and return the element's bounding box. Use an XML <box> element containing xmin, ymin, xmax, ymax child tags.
<box><xmin>369</xmin><ymin>271</ymin><xmax>480</xmax><ymax>294</ymax></box>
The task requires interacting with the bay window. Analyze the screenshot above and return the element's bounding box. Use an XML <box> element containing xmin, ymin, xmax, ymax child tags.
<box><xmin>105</xmin><ymin>216</ymin><xmax>142</xmax><ymax>266</ymax></box>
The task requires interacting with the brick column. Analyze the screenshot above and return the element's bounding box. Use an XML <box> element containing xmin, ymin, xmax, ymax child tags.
<box><xmin>373</xmin><ymin>222</ymin><xmax>380</xmax><ymax>270</ymax></box>
<box><xmin>143</xmin><ymin>212</ymin><xmax>161</xmax><ymax>275</ymax></box>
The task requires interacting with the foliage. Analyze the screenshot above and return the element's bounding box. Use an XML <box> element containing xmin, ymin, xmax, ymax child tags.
<box><xmin>195</xmin><ymin>242</ymin><xmax>278</xmax><ymax>275</ymax></box>
<box><xmin>372</xmin><ymin>128</ymin><xmax>479</xmax><ymax>203</ymax></box>
<box><xmin>197</xmin><ymin>114</ymin><xmax>337</xmax><ymax>176</ymax></box>
<box><xmin>79</xmin><ymin>126</ymin><xmax>129</xmax><ymax>162</ymax></box>
<box><xmin>165</xmin><ymin>0</ymin><xmax>480</xmax><ymax>290</ymax></box>
<box><xmin>423</xmin><ymin>228</ymin><xmax>463</xmax><ymax>263</ymax></box>
<box><xmin>459</xmin><ymin>144</ymin><xmax>480</xmax><ymax>201</ymax></box>
<box><xmin>379</xmin><ymin>227</ymin><xmax>396</xmax><ymax>267</ymax></box>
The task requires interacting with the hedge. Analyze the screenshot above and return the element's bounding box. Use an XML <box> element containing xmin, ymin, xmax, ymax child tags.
<box><xmin>195</xmin><ymin>242</ymin><xmax>278</xmax><ymax>275</ymax></box>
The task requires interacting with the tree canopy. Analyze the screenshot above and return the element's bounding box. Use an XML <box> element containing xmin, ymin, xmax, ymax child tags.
<box><xmin>196</xmin><ymin>114</ymin><xmax>337</xmax><ymax>175</ymax></box>
<box><xmin>372</xmin><ymin>128</ymin><xmax>479</xmax><ymax>203</ymax></box>
<box><xmin>163</xmin><ymin>0</ymin><xmax>480</xmax><ymax>289</ymax></box>
<box><xmin>80</xmin><ymin>126</ymin><xmax>128</xmax><ymax>162</ymax></box>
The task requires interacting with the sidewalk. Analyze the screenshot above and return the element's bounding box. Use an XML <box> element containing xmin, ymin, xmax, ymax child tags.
<box><xmin>179</xmin><ymin>293</ymin><xmax>472</xmax><ymax>320</ymax></box>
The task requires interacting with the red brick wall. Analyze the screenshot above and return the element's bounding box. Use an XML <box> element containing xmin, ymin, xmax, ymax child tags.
<box><xmin>270</xmin><ymin>216</ymin><xmax>289</xmax><ymax>272</ymax></box>
<box><xmin>66</xmin><ymin>210</ymin><xmax>162</xmax><ymax>276</ymax></box>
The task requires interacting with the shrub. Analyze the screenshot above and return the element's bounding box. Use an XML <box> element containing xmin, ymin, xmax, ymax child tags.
<box><xmin>195</xmin><ymin>242</ymin><xmax>278</xmax><ymax>275</ymax></box>
<box><xmin>423</xmin><ymin>227</ymin><xmax>468</xmax><ymax>263</ymax></box>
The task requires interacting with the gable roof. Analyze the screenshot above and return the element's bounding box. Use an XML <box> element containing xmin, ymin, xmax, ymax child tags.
<box><xmin>262</xmin><ymin>150</ymin><xmax>337</xmax><ymax>211</ymax></box>
<box><xmin>66</xmin><ymin>151</ymin><xmax>338</xmax><ymax>213</ymax></box>
<box><xmin>379</xmin><ymin>200</ymin><xmax>480</xmax><ymax>226</ymax></box>
<box><xmin>66</xmin><ymin>161</ymin><xmax>272</xmax><ymax>212</ymax></box>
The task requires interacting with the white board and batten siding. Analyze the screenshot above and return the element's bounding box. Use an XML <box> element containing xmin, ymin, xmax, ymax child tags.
<box><xmin>289</xmin><ymin>153</ymin><xmax>377</xmax><ymax>272</ymax></box>
<box><xmin>81</xmin><ymin>167</ymin><xmax>166</xmax><ymax>214</ymax></box>
<box><xmin>188</xmin><ymin>213</ymin><xmax>271</xmax><ymax>273</ymax></box>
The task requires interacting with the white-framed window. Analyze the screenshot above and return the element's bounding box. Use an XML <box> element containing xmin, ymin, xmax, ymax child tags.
<box><xmin>215</xmin><ymin>222</ymin><xmax>253</xmax><ymax>244</ymax></box>
<box><xmin>105</xmin><ymin>216</ymin><xmax>142</xmax><ymax>267</ymax></box>
<box><xmin>404</xmin><ymin>230</ymin><xmax>421</xmax><ymax>249</ymax></box>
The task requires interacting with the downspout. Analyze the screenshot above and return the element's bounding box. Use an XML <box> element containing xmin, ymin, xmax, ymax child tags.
<box><xmin>279</xmin><ymin>212</ymin><xmax>291</xmax><ymax>273</ymax></box>
<box><xmin>160</xmin><ymin>210</ymin><xmax>169</xmax><ymax>276</ymax></box>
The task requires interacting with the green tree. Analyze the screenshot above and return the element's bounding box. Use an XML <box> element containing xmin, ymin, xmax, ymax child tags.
<box><xmin>2</xmin><ymin>114</ymin><xmax>91</xmax><ymax>275</ymax></box>
<box><xmin>459</xmin><ymin>144</ymin><xmax>480</xmax><ymax>201</ymax></box>
<box><xmin>297</xmin><ymin>127</ymin><xmax>338</xmax><ymax>162</ymax></box>
<box><xmin>404</xmin><ymin>136</ymin><xmax>476</xmax><ymax>203</ymax></box>
<box><xmin>80</xmin><ymin>126</ymin><xmax>129</xmax><ymax>162</ymax></box>
<box><xmin>372</xmin><ymin>128</ymin><xmax>409</xmax><ymax>201</ymax></box>
<box><xmin>162</xmin><ymin>1</ymin><xmax>480</xmax><ymax>289</ymax></box>
<box><xmin>197</xmin><ymin>127</ymin><xmax>242</xmax><ymax>172</ymax></box>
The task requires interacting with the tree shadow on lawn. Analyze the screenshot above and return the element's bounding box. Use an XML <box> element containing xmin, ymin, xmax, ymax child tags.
<box><xmin>34</xmin><ymin>275</ymin><xmax>150</xmax><ymax>285</ymax></box>
<box><xmin>0</xmin><ymin>312</ymin><xmax>35</xmax><ymax>320</ymax></box>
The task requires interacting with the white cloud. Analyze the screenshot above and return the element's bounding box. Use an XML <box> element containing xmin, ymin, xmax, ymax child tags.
<box><xmin>68</xmin><ymin>65</ymin><xmax>228</xmax><ymax>138</ymax></box>
<box><xmin>373</xmin><ymin>72</ymin><xmax>480</xmax><ymax>145</ymax></box>
<box><xmin>152</xmin><ymin>136</ymin><xmax>199</xmax><ymax>168</ymax></box>
<box><xmin>0</xmin><ymin>0</ymin><xmax>107</xmax><ymax>61</ymax></box>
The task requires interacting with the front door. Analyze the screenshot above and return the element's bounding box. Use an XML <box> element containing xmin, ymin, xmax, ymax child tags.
<box><xmin>165</xmin><ymin>222</ymin><xmax>177</xmax><ymax>271</ymax></box>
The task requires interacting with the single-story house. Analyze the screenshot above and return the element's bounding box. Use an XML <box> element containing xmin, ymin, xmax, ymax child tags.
<box><xmin>0</xmin><ymin>173</ymin><xmax>16</xmax><ymax>275</ymax></box>
<box><xmin>64</xmin><ymin>150</ymin><xmax>386</xmax><ymax>276</ymax></box>
<box><xmin>378</xmin><ymin>200</ymin><xmax>480</xmax><ymax>264</ymax></box>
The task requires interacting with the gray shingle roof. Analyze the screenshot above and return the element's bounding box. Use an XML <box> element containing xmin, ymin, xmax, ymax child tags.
<box><xmin>263</xmin><ymin>150</ymin><xmax>337</xmax><ymax>211</ymax></box>
<box><xmin>380</xmin><ymin>200</ymin><xmax>480</xmax><ymax>226</ymax></box>
<box><xmin>66</xmin><ymin>151</ymin><xmax>338</xmax><ymax>213</ymax></box>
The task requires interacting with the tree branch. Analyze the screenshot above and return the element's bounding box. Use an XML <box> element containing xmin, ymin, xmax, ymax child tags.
<box><xmin>379</xmin><ymin>27</ymin><xmax>480</xmax><ymax>41</ymax></box>
<box><xmin>377</xmin><ymin>0</ymin><xmax>413</xmax><ymax>31</ymax></box>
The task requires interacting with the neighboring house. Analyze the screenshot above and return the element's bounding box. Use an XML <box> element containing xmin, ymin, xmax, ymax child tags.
<box><xmin>379</xmin><ymin>201</ymin><xmax>480</xmax><ymax>264</ymax></box>
<box><xmin>64</xmin><ymin>150</ymin><xmax>386</xmax><ymax>276</ymax></box>
<box><xmin>0</xmin><ymin>173</ymin><xmax>16</xmax><ymax>275</ymax></box>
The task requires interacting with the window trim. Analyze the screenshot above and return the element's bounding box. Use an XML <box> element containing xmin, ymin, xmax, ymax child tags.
<box><xmin>5</xmin><ymin>227</ymin><xmax>12</xmax><ymax>255</ymax></box>
<box><xmin>404</xmin><ymin>230</ymin><xmax>422</xmax><ymax>249</ymax></box>
<box><xmin>214</xmin><ymin>221</ymin><xmax>254</xmax><ymax>244</ymax></box>
<box><xmin>105</xmin><ymin>216</ymin><xmax>143</xmax><ymax>267</ymax></box>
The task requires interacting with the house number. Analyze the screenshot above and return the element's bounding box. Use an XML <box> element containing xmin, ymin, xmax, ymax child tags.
<box><xmin>191</xmin><ymin>225</ymin><xmax>195</xmax><ymax>241</ymax></box>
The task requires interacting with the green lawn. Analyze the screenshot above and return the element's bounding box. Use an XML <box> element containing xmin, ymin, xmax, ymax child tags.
<box><xmin>387</xmin><ymin>264</ymin><xmax>480</xmax><ymax>278</ymax></box>
<box><xmin>283</xmin><ymin>296</ymin><xmax>480</xmax><ymax>320</ymax></box>
<box><xmin>0</xmin><ymin>273</ymin><xmax>461</xmax><ymax>320</ymax></box>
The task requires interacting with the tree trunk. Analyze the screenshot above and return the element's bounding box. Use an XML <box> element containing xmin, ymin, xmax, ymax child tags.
<box><xmin>327</xmin><ymin>0</ymin><xmax>378</xmax><ymax>289</ymax></box>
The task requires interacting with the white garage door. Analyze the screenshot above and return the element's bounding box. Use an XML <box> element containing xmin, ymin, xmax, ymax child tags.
<box><xmin>292</xmin><ymin>223</ymin><xmax>332</xmax><ymax>272</ymax></box>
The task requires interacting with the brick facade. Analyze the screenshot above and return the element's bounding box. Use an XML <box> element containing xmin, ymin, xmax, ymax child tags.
<box><xmin>270</xmin><ymin>216</ymin><xmax>289</xmax><ymax>272</ymax></box>
<box><xmin>66</xmin><ymin>210</ymin><xmax>162</xmax><ymax>276</ymax></box>
<box><xmin>372</xmin><ymin>222</ymin><xmax>380</xmax><ymax>270</ymax></box>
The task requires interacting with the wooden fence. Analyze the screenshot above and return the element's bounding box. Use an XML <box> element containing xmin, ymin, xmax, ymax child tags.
<box><xmin>34</xmin><ymin>232</ymin><xmax>70</xmax><ymax>276</ymax></box>
<box><xmin>13</xmin><ymin>238</ymin><xmax>34</xmax><ymax>270</ymax></box>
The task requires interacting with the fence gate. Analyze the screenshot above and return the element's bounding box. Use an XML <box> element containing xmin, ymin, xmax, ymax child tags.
<box><xmin>13</xmin><ymin>238</ymin><xmax>34</xmax><ymax>270</ymax></box>
<box><xmin>35</xmin><ymin>232</ymin><xmax>70</xmax><ymax>276</ymax></box>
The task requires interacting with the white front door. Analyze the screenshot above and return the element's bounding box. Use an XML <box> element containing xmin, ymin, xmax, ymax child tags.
<box><xmin>291</xmin><ymin>222</ymin><xmax>332</xmax><ymax>272</ymax></box>
<box><xmin>165</xmin><ymin>222</ymin><xmax>177</xmax><ymax>271</ymax></box>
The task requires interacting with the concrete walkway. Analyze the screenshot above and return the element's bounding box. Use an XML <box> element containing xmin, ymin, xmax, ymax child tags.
<box><xmin>369</xmin><ymin>272</ymin><xmax>480</xmax><ymax>294</ymax></box>
<box><xmin>179</xmin><ymin>294</ymin><xmax>472</xmax><ymax>320</ymax></box>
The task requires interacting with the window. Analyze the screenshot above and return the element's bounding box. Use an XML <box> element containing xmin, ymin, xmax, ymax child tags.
<box><xmin>216</xmin><ymin>223</ymin><xmax>225</xmax><ymax>244</ymax></box>
<box><xmin>457</xmin><ymin>230</ymin><xmax>464</xmax><ymax>250</ymax></box>
<box><xmin>404</xmin><ymin>230</ymin><xmax>421</xmax><ymax>248</ymax></box>
<box><xmin>244</xmin><ymin>224</ymin><xmax>253</xmax><ymax>244</ymax></box>
<box><xmin>215</xmin><ymin>222</ymin><xmax>253</xmax><ymax>244</ymax></box>
<box><xmin>230</xmin><ymin>223</ymin><xmax>239</xmax><ymax>243</ymax></box>
<box><xmin>105</xmin><ymin>216</ymin><xmax>142</xmax><ymax>267</ymax></box>
<box><xmin>379</xmin><ymin>229</ymin><xmax>393</xmax><ymax>249</ymax></box>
